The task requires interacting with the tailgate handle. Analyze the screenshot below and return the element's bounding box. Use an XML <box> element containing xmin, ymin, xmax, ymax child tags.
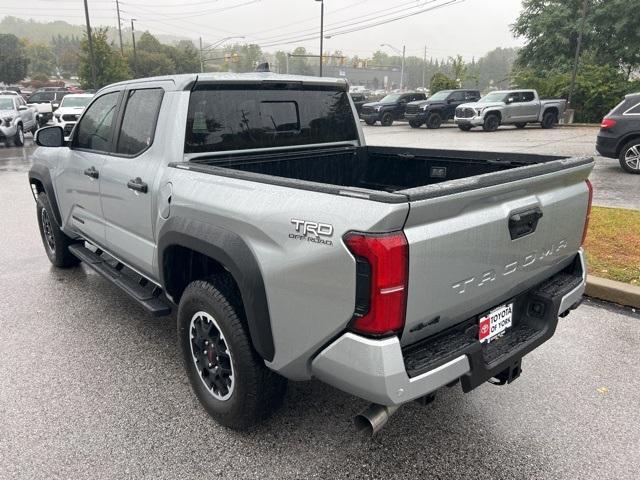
<box><xmin>509</xmin><ymin>207</ymin><xmax>543</xmax><ymax>240</ymax></box>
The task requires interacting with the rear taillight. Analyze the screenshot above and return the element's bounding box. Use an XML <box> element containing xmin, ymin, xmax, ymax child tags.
<box><xmin>600</xmin><ymin>117</ymin><xmax>616</xmax><ymax>129</ymax></box>
<box><xmin>344</xmin><ymin>231</ymin><xmax>408</xmax><ymax>336</ymax></box>
<box><xmin>581</xmin><ymin>179</ymin><xmax>593</xmax><ymax>245</ymax></box>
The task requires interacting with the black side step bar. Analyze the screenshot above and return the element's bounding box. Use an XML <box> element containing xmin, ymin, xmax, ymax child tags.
<box><xmin>68</xmin><ymin>244</ymin><xmax>171</xmax><ymax>317</ymax></box>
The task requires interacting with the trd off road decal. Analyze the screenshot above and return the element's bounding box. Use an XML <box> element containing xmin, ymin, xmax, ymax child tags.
<box><xmin>290</xmin><ymin>219</ymin><xmax>334</xmax><ymax>246</ymax></box>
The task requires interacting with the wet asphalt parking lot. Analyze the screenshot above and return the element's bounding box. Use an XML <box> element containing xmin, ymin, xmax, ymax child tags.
<box><xmin>0</xmin><ymin>129</ymin><xmax>638</xmax><ymax>479</ymax></box>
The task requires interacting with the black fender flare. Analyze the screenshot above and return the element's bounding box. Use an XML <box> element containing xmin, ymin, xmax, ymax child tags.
<box><xmin>158</xmin><ymin>217</ymin><xmax>275</xmax><ymax>361</ymax></box>
<box><xmin>28</xmin><ymin>163</ymin><xmax>62</xmax><ymax>226</ymax></box>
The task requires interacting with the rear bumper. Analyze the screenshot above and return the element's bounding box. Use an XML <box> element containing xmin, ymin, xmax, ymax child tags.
<box><xmin>595</xmin><ymin>134</ymin><xmax>618</xmax><ymax>158</ymax></box>
<box><xmin>312</xmin><ymin>250</ymin><xmax>586</xmax><ymax>406</ymax></box>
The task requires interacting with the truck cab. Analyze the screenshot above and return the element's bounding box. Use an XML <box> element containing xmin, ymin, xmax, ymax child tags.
<box><xmin>360</xmin><ymin>92</ymin><xmax>427</xmax><ymax>126</ymax></box>
<box><xmin>405</xmin><ymin>89</ymin><xmax>480</xmax><ymax>129</ymax></box>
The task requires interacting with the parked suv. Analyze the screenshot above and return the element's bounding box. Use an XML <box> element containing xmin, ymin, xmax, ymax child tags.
<box><xmin>53</xmin><ymin>93</ymin><xmax>94</xmax><ymax>141</ymax></box>
<box><xmin>27</xmin><ymin>90</ymin><xmax>69</xmax><ymax>126</ymax></box>
<box><xmin>29</xmin><ymin>73</ymin><xmax>591</xmax><ymax>433</ymax></box>
<box><xmin>596</xmin><ymin>92</ymin><xmax>640</xmax><ymax>174</ymax></box>
<box><xmin>455</xmin><ymin>90</ymin><xmax>566</xmax><ymax>132</ymax></box>
<box><xmin>405</xmin><ymin>89</ymin><xmax>480</xmax><ymax>129</ymax></box>
<box><xmin>0</xmin><ymin>94</ymin><xmax>38</xmax><ymax>146</ymax></box>
<box><xmin>360</xmin><ymin>92</ymin><xmax>427</xmax><ymax>126</ymax></box>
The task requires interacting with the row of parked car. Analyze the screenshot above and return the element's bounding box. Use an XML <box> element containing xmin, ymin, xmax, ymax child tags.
<box><xmin>0</xmin><ymin>89</ymin><xmax>94</xmax><ymax>147</ymax></box>
<box><xmin>357</xmin><ymin>88</ymin><xmax>567</xmax><ymax>132</ymax></box>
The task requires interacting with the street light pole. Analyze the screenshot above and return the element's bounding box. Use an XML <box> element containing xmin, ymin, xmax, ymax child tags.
<box><xmin>131</xmin><ymin>19</ymin><xmax>137</xmax><ymax>77</ymax></box>
<box><xmin>116</xmin><ymin>0</ymin><xmax>124</xmax><ymax>55</ymax></box>
<box><xmin>380</xmin><ymin>43</ymin><xmax>406</xmax><ymax>90</ymax></box>
<box><xmin>316</xmin><ymin>0</ymin><xmax>324</xmax><ymax>77</ymax></box>
<box><xmin>83</xmin><ymin>0</ymin><xmax>97</xmax><ymax>89</ymax></box>
<box><xmin>568</xmin><ymin>0</ymin><xmax>588</xmax><ymax>106</ymax></box>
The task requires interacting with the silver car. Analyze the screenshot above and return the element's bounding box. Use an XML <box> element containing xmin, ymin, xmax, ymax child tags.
<box><xmin>0</xmin><ymin>94</ymin><xmax>38</xmax><ymax>147</ymax></box>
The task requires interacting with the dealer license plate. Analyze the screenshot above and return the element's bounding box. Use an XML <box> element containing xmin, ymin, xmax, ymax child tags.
<box><xmin>478</xmin><ymin>303</ymin><xmax>513</xmax><ymax>343</ymax></box>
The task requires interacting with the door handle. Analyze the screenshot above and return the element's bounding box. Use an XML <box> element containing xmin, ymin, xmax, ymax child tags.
<box><xmin>127</xmin><ymin>177</ymin><xmax>148</xmax><ymax>194</ymax></box>
<box><xmin>83</xmin><ymin>166</ymin><xmax>99</xmax><ymax>179</ymax></box>
<box><xmin>509</xmin><ymin>207</ymin><xmax>543</xmax><ymax>240</ymax></box>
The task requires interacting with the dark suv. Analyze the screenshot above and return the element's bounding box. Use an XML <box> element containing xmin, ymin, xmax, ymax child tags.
<box><xmin>360</xmin><ymin>92</ymin><xmax>427</xmax><ymax>126</ymax></box>
<box><xmin>597</xmin><ymin>92</ymin><xmax>640</xmax><ymax>174</ymax></box>
<box><xmin>405</xmin><ymin>89</ymin><xmax>481</xmax><ymax>129</ymax></box>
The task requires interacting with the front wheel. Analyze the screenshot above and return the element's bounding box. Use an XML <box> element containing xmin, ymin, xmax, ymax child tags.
<box><xmin>426</xmin><ymin>112</ymin><xmax>442</xmax><ymax>129</ymax></box>
<box><xmin>364</xmin><ymin>119</ymin><xmax>376</xmax><ymax>126</ymax></box>
<box><xmin>13</xmin><ymin>124</ymin><xmax>24</xmax><ymax>146</ymax></box>
<box><xmin>483</xmin><ymin>114</ymin><xmax>500</xmax><ymax>132</ymax></box>
<box><xmin>380</xmin><ymin>112</ymin><xmax>394</xmax><ymax>126</ymax></box>
<box><xmin>619</xmin><ymin>141</ymin><xmax>640</xmax><ymax>174</ymax></box>
<box><xmin>36</xmin><ymin>192</ymin><xmax>80</xmax><ymax>268</ymax></box>
<box><xmin>409</xmin><ymin>120</ymin><xmax>423</xmax><ymax>128</ymax></box>
<box><xmin>178</xmin><ymin>277</ymin><xmax>287</xmax><ymax>430</ymax></box>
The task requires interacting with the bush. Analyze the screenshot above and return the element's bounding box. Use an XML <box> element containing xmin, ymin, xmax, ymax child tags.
<box><xmin>430</xmin><ymin>72</ymin><xmax>457</xmax><ymax>93</ymax></box>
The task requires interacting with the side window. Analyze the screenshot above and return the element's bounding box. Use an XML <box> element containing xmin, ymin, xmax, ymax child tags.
<box><xmin>624</xmin><ymin>102</ymin><xmax>640</xmax><ymax>115</ymax></box>
<box><xmin>115</xmin><ymin>88</ymin><xmax>164</xmax><ymax>156</ymax></box>
<box><xmin>465</xmin><ymin>91</ymin><xmax>479</xmax><ymax>100</ymax></box>
<box><xmin>449</xmin><ymin>91</ymin><xmax>465</xmax><ymax>101</ymax></box>
<box><xmin>508</xmin><ymin>92</ymin><xmax>522</xmax><ymax>103</ymax></box>
<box><xmin>521</xmin><ymin>91</ymin><xmax>535</xmax><ymax>102</ymax></box>
<box><xmin>75</xmin><ymin>91</ymin><xmax>120</xmax><ymax>152</ymax></box>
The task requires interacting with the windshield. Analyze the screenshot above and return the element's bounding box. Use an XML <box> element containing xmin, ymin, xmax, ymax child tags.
<box><xmin>479</xmin><ymin>92</ymin><xmax>508</xmax><ymax>103</ymax></box>
<box><xmin>379</xmin><ymin>94</ymin><xmax>402</xmax><ymax>103</ymax></box>
<box><xmin>0</xmin><ymin>98</ymin><xmax>14</xmax><ymax>110</ymax></box>
<box><xmin>185</xmin><ymin>85</ymin><xmax>359</xmax><ymax>154</ymax></box>
<box><xmin>61</xmin><ymin>96</ymin><xmax>92</xmax><ymax>108</ymax></box>
<box><xmin>427</xmin><ymin>90</ymin><xmax>452</xmax><ymax>101</ymax></box>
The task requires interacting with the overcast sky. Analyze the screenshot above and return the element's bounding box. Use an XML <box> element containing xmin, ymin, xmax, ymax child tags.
<box><xmin>3</xmin><ymin>0</ymin><xmax>524</xmax><ymax>59</ymax></box>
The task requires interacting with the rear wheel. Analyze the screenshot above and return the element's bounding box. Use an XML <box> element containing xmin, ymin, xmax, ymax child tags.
<box><xmin>482</xmin><ymin>114</ymin><xmax>500</xmax><ymax>132</ymax></box>
<box><xmin>178</xmin><ymin>277</ymin><xmax>287</xmax><ymax>429</ymax></box>
<box><xmin>541</xmin><ymin>111</ymin><xmax>557</xmax><ymax>129</ymax></box>
<box><xmin>426</xmin><ymin>112</ymin><xmax>442</xmax><ymax>129</ymax></box>
<box><xmin>458</xmin><ymin>125</ymin><xmax>472</xmax><ymax>132</ymax></box>
<box><xmin>409</xmin><ymin>120</ymin><xmax>423</xmax><ymax>128</ymax></box>
<box><xmin>36</xmin><ymin>192</ymin><xmax>80</xmax><ymax>268</ymax></box>
<box><xmin>13</xmin><ymin>124</ymin><xmax>24</xmax><ymax>146</ymax></box>
<box><xmin>515</xmin><ymin>122</ymin><xmax>527</xmax><ymax>129</ymax></box>
<box><xmin>619</xmin><ymin>141</ymin><xmax>640</xmax><ymax>174</ymax></box>
<box><xmin>380</xmin><ymin>112</ymin><xmax>394</xmax><ymax>126</ymax></box>
<box><xmin>364</xmin><ymin>119</ymin><xmax>376</xmax><ymax>126</ymax></box>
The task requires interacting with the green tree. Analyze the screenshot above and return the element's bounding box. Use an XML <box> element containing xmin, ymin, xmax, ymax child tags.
<box><xmin>288</xmin><ymin>47</ymin><xmax>314</xmax><ymax>76</ymax></box>
<box><xmin>130</xmin><ymin>32</ymin><xmax>176</xmax><ymax>77</ymax></box>
<box><xmin>512</xmin><ymin>0</ymin><xmax>640</xmax><ymax>75</ymax></box>
<box><xmin>79</xmin><ymin>28</ymin><xmax>129</xmax><ymax>89</ymax></box>
<box><xmin>170</xmin><ymin>40</ymin><xmax>200</xmax><ymax>73</ymax></box>
<box><xmin>26</xmin><ymin>42</ymin><xmax>57</xmax><ymax>77</ymax></box>
<box><xmin>0</xmin><ymin>34</ymin><xmax>29</xmax><ymax>84</ymax></box>
<box><xmin>430</xmin><ymin>72</ymin><xmax>457</xmax><ymax>92</ymax></box>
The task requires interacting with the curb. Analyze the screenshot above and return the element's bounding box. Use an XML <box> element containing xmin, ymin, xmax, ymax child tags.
<box><xmin>558</xmin><ymin>123</ymin><xmax>600</xmax><ymax>128</ymax></box>
<box><xmin>585</xmin><ymin>275</ymin><xmax>640</xmax><ymax>309</ymax></box>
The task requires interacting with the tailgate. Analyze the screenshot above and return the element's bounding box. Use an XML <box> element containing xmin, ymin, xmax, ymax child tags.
<box><xmin>400</xmin><ymin>158</ymin><xmax>593</xmax><ymax>346</ymax></box>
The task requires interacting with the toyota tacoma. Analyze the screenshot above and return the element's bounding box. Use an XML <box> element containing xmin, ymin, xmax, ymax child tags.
<box><xmin>29</xmin><ymin>73</ymin><xmax>593</xmax><ymax>434</ymax></box>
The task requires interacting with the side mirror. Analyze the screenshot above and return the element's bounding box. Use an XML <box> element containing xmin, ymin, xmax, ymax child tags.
<box><xmin>18</xmin><ymin>105</ymin><xmax>28</xmax><ymax>111</ymax></box>
<box><xmin>35</xmin><ymin>126</ymin><xmax>65</xmax><ymax>147</ymax></box>
<box><xmin>506</xmin><ymin>97</ymin><xmax>514</xmax><ymax>104</ymax></box>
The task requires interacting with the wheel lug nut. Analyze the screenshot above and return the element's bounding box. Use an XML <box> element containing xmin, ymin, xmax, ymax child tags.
<box><xmin>208</xmin><ymin>363</ymin><xmax>212</xmax><ymax>368</ymax></box>
<box><xmin>204</xmin><ymin>341</ymin><xmax>209</xmax><ymax>345</ymax></box>
<box><xmin>203</xmin><ymin>350</ymin><xmax>207</xmax><ymax>355</ymax></box>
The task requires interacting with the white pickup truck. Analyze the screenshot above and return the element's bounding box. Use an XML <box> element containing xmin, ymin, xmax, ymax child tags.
<box><xmin>455</xmin><ymin>89</ymin><xmax>566</xmax><ymax>132</ymax></box>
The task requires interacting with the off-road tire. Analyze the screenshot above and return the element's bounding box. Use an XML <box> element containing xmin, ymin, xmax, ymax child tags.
<box><xmin>380</xmin><ymin>112</ymin><xmax>394</xmax><ymax>126</ymax></box>
<box><xmin>541</xmin><ymin>111</ymin><xmax>557</xmax><ymax>129</ymax></box>
<box><xmin>178</xmin><ymin>277</ymin><xmax>287</xmax><ymax>430</ymax></box>
<box><xmin>458</xmin><ymin>125</ymin><xmax>472</xmax><ymax>132</ymax></box>
<box><xmin>364</xmin><ymin>119</ymin><xmax>376</xmax><ymax>126</ymax></box>
<box><xmin>13</xmin><ymin>124</ymin><xmax>24</xmax><ymax>146</ymax></box>
<box><xmin>426</xmin><ymin>112</ymin><xmax>442</xmax><ymax>129</ymax></box>
<box><xmin>515</xmin><ymin>122</ymin><xmax>527</xmax><ymax>129</ymax></box>
<box><xmin>36</xmin><ymin>192</ymin><xmax>80</xmax><ymax>268</ymax></box>
<box><xmin>483</xmin><ymin>114</ymin><xmax>500</xmax><ymax>132</ymax></box>
<box><xmin>618</xmin><ymin>140</ymin><xmax>640</xmax><ymax>174</ymax></box>
<box><xmin>409</xmin><ymin>120</ymin><xmax>423</xmax><ymax>128</ymax></box>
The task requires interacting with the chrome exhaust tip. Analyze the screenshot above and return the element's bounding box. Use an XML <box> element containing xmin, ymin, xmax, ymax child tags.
<box><xmin>354</xmin><ymin>404</ymin><xmax>400</xmax><ymax>436</ymax></box>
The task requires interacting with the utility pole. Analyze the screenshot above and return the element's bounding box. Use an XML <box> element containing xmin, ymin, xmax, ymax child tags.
<box><xmin>316</xmin><ymin>0</ymin><xmax>324</xmax><ymax>77</ymax></box>
<box><xmin>131</xmin><ymin>19</ymin><xmax>138</xmax><ymax>77</ymax></box>
<box><xmin>286</xmin><ymin>53</ymin><xmax>290</xmax><ymax>74</ymax></box>
<box><xmin>115</xmin><ymin>0</ymin><xmax>123</xmax><ymax>55</ymax></box>
<box><xmin>422</xmin><ymin>44</ymin><xmax>427</xmax><ymax>89</ymax></box>
<box><xmin>400</xmin><ymin>45</ymin><xmax>406</xmax><ymax>91</ymax></box>
<box><xmin>199</xmin><ymin>37</ymin><xmax>204</xmax><ymax>73</ymax></box>
<box><xmin>83</xmin><ymin>0</ymin><xmax>97</xmax><ymax>89</ymax></box>
<box><xmin>568</xmin><ymin>0</ymin><xmax>588</xmax><ymax>106</ymax></box>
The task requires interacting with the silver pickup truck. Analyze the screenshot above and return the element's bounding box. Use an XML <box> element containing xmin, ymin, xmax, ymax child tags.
<box><xmin>29</xmin><ymin>73</ymin><xmax>592</xmax><ymax>434</ymax></box>
<box><xmin>455</xmin><ymin>89</ymin><xmax>566</xmax><ymax>132</ymax></box>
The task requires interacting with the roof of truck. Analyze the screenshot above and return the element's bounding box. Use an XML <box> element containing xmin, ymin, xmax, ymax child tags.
<box><xmin>102</xmin><ymin>72</ymin><xmax>349</xmax><ymax>92</ymax></box>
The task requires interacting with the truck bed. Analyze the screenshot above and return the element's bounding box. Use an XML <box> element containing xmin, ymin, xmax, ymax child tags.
<box><xmin>182</xmin><ymin>145</ymin><xmax>588</xmax><ymax>202</ymax></box>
